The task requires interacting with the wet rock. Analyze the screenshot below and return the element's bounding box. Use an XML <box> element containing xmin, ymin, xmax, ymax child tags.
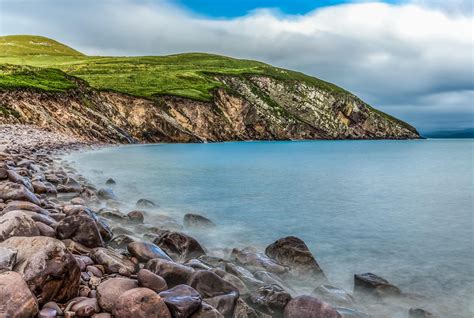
<box><xmin>136</xmin><ymin>198</ymin><xmax>156</xmax><ymax>209</ymax></box>
<box><xmin>186</xmin><ymin>258</ymin><xmax>213</xmax><ymax>271</ymax></box>
<box><xmin>32</xmin><ymin>180</ymin><xmax>57</xmax><ymax>195</ymax></box>
<box><xmin>87</xmin><ymin>265</ymin><xmax>104</xmax><ymax>277</ymax></box>
<box><xmin>0</xmin><ymin>271</ymin><xmax>38</xmax><ymax>317</ymax></box>
<box><xmin>154</xmin><ymin>231</ymin><xmax>206</xmax><ymax>262</ymax></box>
<box><xmin>199</xmin><ymin>255</ymin><xmax>228</xmax><ymax>270</ymax></box>
<box><xmin>284</xmin><ymin>296</ymin><xmax>341</xmax><ymax>318</ymax></box>
<box><xmin>98</xmin><ymin>188</ymin><xmax>117</xmax><ymax>200</ymax></box>
<box><xmin>190</xmin><ymin>302</ymin><xmax>224</xmax><ymax>318</ymax></box>
<box><xmin>128</xmin><ymin>241</ymin><xmax>172</xmax><ymax>263</ymax></box>
<box><xmin>0</xmin><ymin>236</ymin><xmax>81</xmax><ymax>304</ymax></box>
<box><xmin>231</xmin><ymin>247</ymin><xmax>287</xmax><ymax>275</ymax></box>
<box><xmin>127</xmin><ymin>210</ymin><xmax>145</xmax><ymax>223</ymax></box>
<box><xmin>254</xmin><ymin>271</ymin><xmax>293</xmax><ymax>293</ymax></box>
<box><xmin>265</xmin><ymin>236</ymin><xmax>326</xmax><ymax>283</ymax></box>
<box><xmin>188</xmin><ymin>270</ymin><xmax>240</xmax><ymax>316</ymax></box>
<box><xmin>96</xmin><ymin>277</ymin><xmax>138</xmax><ymax>312</ymax></box>
<box><xmin>2</xmin><ymin>200</ymin><xmax>50</xmax><ymax>215</ymax></box>
<box><xmin>225</xmin><ymin>263</ymin><xmax>265</xmax><ymax>291</ymax></box>
<box><xmin>159</xmin><ymin>284</ymin><xmax>202</xmax><ymax>318</ymax></box>
<box><xmin>0</xmin><ymin>181</ymin><xmax>41</xmax><ymax>205</ymax></box>
<box><xmin>7</xmin><ymin>169</ymin><xmax>34</xmax><ymax>192</ymax></box>
<box><xmin>38</xmin><ymin>307</ymin><xmax>58</xmax><ymax>318</ymax></box>
<box><xmin>409</xmin><ymin>308</ymin><xmax>436</xmax><ymax>318</ymax></box>
<box><xmin>353</xmin><ymin>273</ymin><xmax>401</xmax><ymax>300</ymax></box>
<box><xmin>0</xmin><ymin>211</ymin><xmax>40</xmax><ymax>241</ymax></box>
<box><xmin>0</xmin><ymin>167</ymin><xmax>7</xmax><ymax>180</ymax></box>
<box><xmin>42</xmin><ymin>301</ymin><xmax>63</xmax><ymax>316</ymax></box>
<box><xmin>112</xmin><ymin>226</ymin><xmax>135</xmax><ymax>236</ymax></box>
<box><xmin>313</xmin><ymin>285</ymin><xmax>355</xmax><ymax>307</ymax></box>
<box><xmin>108</xmin><ymin>234</ymin><xmax>138</xmax><ymax>251</ymax></box>
<box><xmin>56</xmin><ymin>213</ymin><xmax>104</xmax><ymax>248</ymax></box>
<box><xmin>105</xmin><ymin>178</ymin><xmax>116</xmax><ymax>185</ymax></box>
<box><xmin>57</xmin><ymin>177</ymin><xmax>82</xmax><ymax>193</ymax></box>
<box><xmin>68</xmin><ymin>297</ymin><xmax>100</xmax><ymax>316</ymax></box>
<box><xmin>98</xmin><ymin>208</ymin><xmax>126</xmax><ymax>221</ymax></box>
<box><xmin>137</xmin><ymin>268</ymin><xmax>168</xmax><ymax>292</ymax></box>
<box><xmin>145</xmin><ymin>258</ymin><xmax>195</xmax><ymax>287</ymax></box>
<box><xmin>233</xmin><ymin>298</ymin><xmax>272</xmax><ymax>318</ymax></box>
<box><xmin>249</xmin><ymin>284</ymin><xmax>292</xmax><ymax>316</ymax></box>
<box><xmin>36</xmin><ymin>221</ymin><xmax>56</xmax><ymax>237</ymax></box>
<box><xmin>63</xmin><ymin>239</ymin><xmax>92</xmax><ymax>255</ymax></box>
<box><xmin>0</xmin><ymin>246</ymin><xmax>17</xmax><ymax>272</ymax></box>
<box><xmin>334</xmin><ymin>307</ymin><xmax>370</xmax><ymax>318</ymax></box>
<box><xmin>96</xmin><ymin>216</ymin><xmax>113</xmax><ymax>242</ymax></box>
<box><xmin>70</xmin><ymin>197</ymin><xmax>86</xmax><ymax>205</ymax></box>
<box><xmin>113</xmin><ymin>287</ymin><xmax>171</xmax><ymax>318</ymax></box>
<box><xmin>90</xmin><ymin>247</ymin><xmax>136</xmax><ymax>276</ymax></box>
<box><xmin>184</xmin><ymin>213</ymin><xmax>216</xmax><ymax>228</ymax></box>
<box><xmin>212</xmin><ymin>268</ymin><xmax>249</xmax><ymax>296</ymax></box>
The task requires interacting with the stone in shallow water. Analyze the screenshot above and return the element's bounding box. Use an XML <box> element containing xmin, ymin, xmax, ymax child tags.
<box><xmin>90</xmin><ymin>247</ymin><xmax>136</xmax><ymax>276</ymax></box>
<box><xmin>0</xmin><ymin>236</ymin><xmax>81</xmax><ymax>305</ymax></box>
<box><xmin>113</xmin><ymin>287</ymin><xmax>171</xmax><ymax>318</ymax></box>
<box><xmin>265</xmin><ymin>236</ymin><xmax>326</xmax><ymax>283</ymax></box>
<box><xmin>333</xmin><ymin>307</ymin><xmax>370</xmax><ymax>318</ymax></box>
<box><xmin>231</xmin><ymin>247</ymin><xmax>288</xmax><ymax>275</ymax></box>
<box><xmin>184</xmin><ymin>213</ymin><xmax>216</xmax><ymax>228</ymax></box>
<box><xmin>127</xmin><ymin>210</ymin><xmax>145</xmax><ymax>223</ymax></box>
<box><xmin>353</xmin><ymin>273</ymin><xmax>401</xmax><ymax>301</ymax></box>
<box><xmin>159</xmin><ymin>284</ymin><xmax>202</xmax><ymax>318</ymax></box>
<box><xmin>96</xmin><ymin>277</ymin><xmax>138</xmax><ymax>312</ymax></box>
<box><xmin>233</xmin><ymin>298</ymin><xmax>271</xmax><ymax>318</ymax></box>
<box><xmin>225</xmin><ymin>263</ymin><xmax>265</xmax><ymax>291</ymax></box>
<box><xmin>105</xmin><ymin>178</ymin><xmax>116</xmax><ymax>185</ymax></box>
<box><xmin>136</xmin><ymin>198</ymin><xmax>156</xmax><ymax>208</ymax></box>
<box><xmin>137</xmin><ymin>268</ymin><xmax>168</xmax><ymax>293</ymax></box>
<box><xmin>313</xmin><ymin>285</ymin><xmax>355</xmax><ymax>307</ymax></box>
<box><xmin>0</xmin><ymin>271</ymin><xmax>38</xmax><ymax>317</ymax></box>
<box><xmin>98</xmin><ymin>188</ymin><xmax>117</xmax><ymax>200</ymax></box>
<box><xmin>249</xmin><ymin>284</ymin><xmax>292</xmax><ymax>316</ymax></box>
<box><xmin>153</xmin><ymin>231</ymin><xmax>206</xmax><ymax>262</ymax></box>
<box><xmin>283</xmin><ymin>295</ymin><xmax>341</xmax><ymax>318</ymax></box>
<box><xmin>128</xmin><ymin>241</ymin><xmax>172</xmax><ymax>263</ymax></box>
<box><xmin>408</xmin><ymin>308</ymin><xmax>437</xmax><ymax>318</ymax></box>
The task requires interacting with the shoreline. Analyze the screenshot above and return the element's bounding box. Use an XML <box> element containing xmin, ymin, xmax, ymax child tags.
<box><xmin>0</xmin><ymin>124</ymin><xmax>438</xmax><ymax>318</ymax></box>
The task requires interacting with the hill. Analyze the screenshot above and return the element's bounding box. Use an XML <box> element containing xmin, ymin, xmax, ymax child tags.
<box><xmin>0</xmin><ymin>35</ymin><xmax>83</xmax><ymax>57</ymax></box>
<box><xmin>0</xmin><ymin>35</ymin><xmax>420</xmax><ymax>142</ymax></box>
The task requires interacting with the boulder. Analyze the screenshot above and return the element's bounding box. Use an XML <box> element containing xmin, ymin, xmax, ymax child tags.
<box><xmin>2</xmin><ymin>200</ymin><xmax>49</xmax><ymax>215</ymax></box>
<box><xmin>353</xmin><ymin>273</ymin><xmax>401</xmax><ymax>300</ymax></box>
<box><xmin>265</xmin><ymin>236</ymin><xmax>326</xmax><ymax>283</ymax></box>
<box><xmin>32</xmin><ymin>180</ymin><xmax>57</xmax><ymax>195</ymax></box>
<box><xmin>233</xmin><ymin>298</ymin><xmax>272</xmax><ymax>318</ymax></box>
<box><xmin>96</xmin><ymin>277</ymin><xmax>138</xmax><ymax>312</ymax></box>
<box><xmin>7</xmin><ymin>169</ymin><xmax>34</xmax><ymax>192</ymax></box>
<box><xmin>154</xmin><ymin>231</ymin><xmax>206</xmax><ymax>262</ymax></box>
<box><xmin>184</xmin><ymin>213</ymin><xmax>216</xmax><ymax>228</ymax></box>
<box><xmin>113</xmin><ymin>287</ymin><xmax>171</xmax><ymax>318</ymax></box>
<box><xmin>313</xmin><ymin>285</ymin><xmax>354</xmax><ymax>307</ymax></box>
<box><xmin>98</xmin><ymin>208</ymin><xmax>126</xmax><ymax>221</ymax></box>
<box><xmin>0</xmin><ymin>246</ymin><xmax>17</xmax><ymax>272</ymax></box>
<box><xmin>188</xmin><ymin>270</ymin><xmax>240</xmax><ymax>316</ymax></box>
<box><xmin>0</xmin><ymin>181</ymin><xmax>41</xmax><ymax>205</ymax></box>
<box><xmin>136</xmin><ymin>198</ymin><xmax>156</xmax><ymax>209</ymax></box>
<box><xmin>225</xmin><ymin>263</ymin><xmax>265</xmax><ymax>291</ymax></box>
<box><xmin>90</xmin><ymin>247</ymin><xmax>136</xmax><ymax>276</ymax></box>
<box><xmin>283</xmin><ymin>296</ymin><xmax>341</xmax><ymax>318</ymax></box>
<box><xmin>128</xmin><ymin>241</ymin><xmax>172</xmax><ymax>263</ymax></box>
<box><xmin>0</xmin><ymin>236</ymin><xmax>81</xmax><ymax>304</ymax></box>
<box><xmin>96</xmin><ymin>216</ymin><xmax>113</xmax><ymax>242</ymax></box>
<box><xmin>127</xmin><ymin>210</ymin><xmax>145</xmax><ymax>223</ymax></box>
<box><xmin>231</xmin><ymin>247</ymin><xmax>287</xmax><ymax>275</ymax></box>
<box><xmin>408</xmin><ymin>308</ymin><xmax>436</xmax><ymax>318</ymax></box>
<box><xmin>56</xmin><ymin>213</ymin><xmax>104</xmax><ymax>248</ymax></box>
<box><xmin>254</xmin><ymin>271</ymin><xmax>293</xmax><ymax>293</ymax></box>
<box><xmin>191</xmin><ymin>302</ymin><xmax>224</xmax><ymax>318</ymax></box>
<box><xmin>212</xmin><ymin>268</ymin><xmax>249</xmax><ymax>297</ymax></box>
<box><xmin>36</xmin><ymin>222</ymin><xmax>56</xmax><ymax>237</ymax></box>
<box><xmin>249</xmin><ymin>284</ymin><xmax>292</xmax><ymax>316</ymax></box>
<box><xmin>0</xmin><ymin>271</ymin><xmax>38</xmax><ymax>317</ymax></box>
<box><xmin>0</xmin><ymin>211</ymin><xmax>40</xmax><ymax>242</ymax></box>
<box><xmin>159</xmin><ymin>284</ymin><xmax>202</xmax><ymax>318</ymax></box>
<box><xmin>137</xmin><ymin>268</ymin><xmax>168</xmax><ymax>293</ymax></box>
<box><xmin>333</xmin><ymin>307</ymin><xmax>370</xmax><ymax>318</ymax></box>
<box><xmin>108</xmin><ymin>234</ymin><xmax>138</xmax><ymax>251</ymax></box>
<box><xmin>57</xmin><ymin>177</ymin><xmax>82</xmax><ymax>193</ymax></box>
<box><xmin>105</xmin><ymin>178</ymin><xmax>116</xmax><ymax>185</ymax></box>
<box><xmin>98</xmin><ymin>188</ymin><xmax>117</xmax><ymax>200</ymax></box>
<box><xmin>145</xmin><ymin>258</ymin><xmax>195</xmax><ymax>287</ymax></box>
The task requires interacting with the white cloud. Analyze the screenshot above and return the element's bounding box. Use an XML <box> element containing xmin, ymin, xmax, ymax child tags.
<box><xmin>0</xmin><ymin>0</ymin><xmax>472</xmax><ymax>131</ymax></box>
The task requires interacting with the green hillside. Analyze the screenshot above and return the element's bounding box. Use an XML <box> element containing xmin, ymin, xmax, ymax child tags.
<box><xmin>0</xmin><ymin>35</ymin><xmax>84</xmax><ymax>56</ymax></box>
<box><xmin>0</xmin><ymin>35</ymin><xmax>349</xmax><ymax>101</ymax></box>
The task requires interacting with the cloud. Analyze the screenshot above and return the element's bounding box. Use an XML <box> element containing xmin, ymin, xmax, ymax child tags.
<box><xmin>0</xmin><ymin>0</ymin><xmax>472</xmax><ymax>131</ymax></box>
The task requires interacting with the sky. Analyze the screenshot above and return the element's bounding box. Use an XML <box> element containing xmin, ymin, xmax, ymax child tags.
<box><xmin>0</xmin><ymin>0</ymin><xmax>473</xmax><ymax>132</ymax></box>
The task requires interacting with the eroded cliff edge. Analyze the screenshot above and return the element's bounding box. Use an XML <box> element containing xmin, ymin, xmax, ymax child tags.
<box><xmin>0</xmin><ymin>75</ymin><xmax>419</xmax><ymax>143</ymax></box>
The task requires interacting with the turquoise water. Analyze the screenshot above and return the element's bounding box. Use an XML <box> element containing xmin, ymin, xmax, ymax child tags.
<box><xmin>67</xmin><ymin>139</ymin><xmax>473</xmax><ymax>316</ymax></box>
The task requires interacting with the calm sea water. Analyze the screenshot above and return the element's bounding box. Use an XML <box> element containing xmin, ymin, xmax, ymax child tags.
<box><xmin>66</xmin><ymin>139</ymin><xmax>473</xmax><ymax>317</ymax></box>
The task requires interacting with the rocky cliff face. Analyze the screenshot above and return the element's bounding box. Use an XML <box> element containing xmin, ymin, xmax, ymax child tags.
<box><xmin>0</xmin><ymin>75</ymin><xmax>419</xmax><ymax>143</ymax></box>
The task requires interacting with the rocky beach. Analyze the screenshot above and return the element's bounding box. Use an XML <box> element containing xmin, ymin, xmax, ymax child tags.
<box><xmin>0</xmin><ymin>124</ymin><xmax>437</xmax><ymax>318</ymax></box>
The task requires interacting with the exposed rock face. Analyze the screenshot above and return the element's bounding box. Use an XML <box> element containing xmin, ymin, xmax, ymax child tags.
<box><xmin>0</xmin><ymin>236</ymin><xmax>81</xmax><ymax>304</ymax></box>
<box><xmin>0</xmin><ymin>75</ymin><xmax>419</xmax><ymax>143</ymax></box>
<box><xmin>0</xmin><ymin>271</ymin><xmax>39</xmax><ymax>317</ymax></box>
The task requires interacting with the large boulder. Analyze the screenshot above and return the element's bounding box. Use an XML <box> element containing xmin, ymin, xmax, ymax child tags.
<box><xmin>184</xmin><ymin>213</ymin><xmax>216</xmax><ymax>229</ymax></box>
<box><xmin>0</xmin><ymin>236</ymin><xmax>81</xmax><ymax>304</ymax></box>
<box><xmin>90</xmin><ymin>247</ymin><xmax>136</xmax><ymax>276</ymax></box>
<box><xmin>283</xmin><ymin>296</ymin><xmax>341</xmax><ymax>318</ymax></box>
<box><xmin>56</xmin><ymin>213</ymin><xmax>104</xmax><ymax>248</ymax></box>
<box><xmin>113</xmin><ymin>287</ymin><xmax>171</xmax><ymax>318</ymax></box>
<box><xmin>231</xmin><ymin>247</ymin><xmax>287</xmax><ymax>275</ymax></box>
<box><xmin>265</xmin><ymin>236</ymin><xmax>326</xmax><ymax>283</ymax></box>
<box><xmin>353</xmin><ymin>273</ymin><xmax>401</xmax><ymax>301</ymax></box>
<box><xmin>96</xmin><ymin>277</ymin><xmax>138</xmax><ymax>312</ymax></box>
<box><xmin>0</xmin><ymin>211</ymin><xmax>40</xmax><ymax>242</ymax></box>
<box><xmin>249</xmin><ymin>284</ymin><xmax>292</xmax><ymax>316</ymax></box>
<box><xmin>154</xmin><ymin>231</ymin><xmax>206</xmax><ymax>262</ymax></box>
<box><xmin>188</xmin><ymin>270</ymin><xmax>240</xmax><ymax>316</ymax></box>
<box><xmin>145</xmin><ymin>258</ymin><xmax>195</xmax><ymax>287</ymax></box>
<box><xmin>159</xmin><ymin>284</ymin><xmax>202</xmax><ymax>318</ymax></box>
<box><xmin>127</xmin><ymin>241</ymin><xmax>172</xmax><ymax>263</ymax></box>
<box><xmin>0</xmin><ymin>271</ymin><xmax>38</xmax><ymax>317</ymax></box>
<box><xmin>0</xmin><ymin>181</ymin><xmax>40</xmax><ymax>205</ymax></box>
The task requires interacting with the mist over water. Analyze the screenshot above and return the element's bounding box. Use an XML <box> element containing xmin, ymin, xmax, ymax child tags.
<box><xmin>65</xmin><ymin>139</ymin><xmax>474</xmax><ymax>317</ymax></box>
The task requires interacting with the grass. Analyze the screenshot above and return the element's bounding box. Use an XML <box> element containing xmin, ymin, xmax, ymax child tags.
<box><xmin>0</xmin><ymin>36</ymin><xmax>350</xmax><ymax>101</ymax></box>
<box><xmin>0</xmin><ymin>35</ymin><xmax>83</xmax><ymax>57</ymax></box>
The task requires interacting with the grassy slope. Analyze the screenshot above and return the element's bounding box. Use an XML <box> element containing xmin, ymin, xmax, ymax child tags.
<box><xmin>0</xmin><ymin>35</ymin><xmax>84</xmax><ymax>56</ymax></box>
